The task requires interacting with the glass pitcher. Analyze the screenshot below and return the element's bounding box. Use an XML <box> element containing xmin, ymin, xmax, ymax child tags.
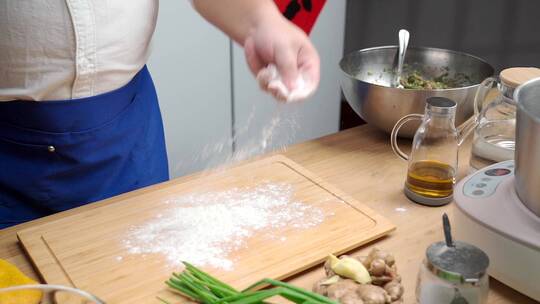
<box><xmin>391</xmin><ymin>97</ymin><xmax>473</xmax><ymax>206</ymax></box>
<box><xmin>469</xmin><ymin>76</ymin><xmax>515</xmax><ymax>170</ymax></box>
<box><xmin>468</xmin><ymin>67</ymin><xmax>540</xmax><ymax>170</ymax></box>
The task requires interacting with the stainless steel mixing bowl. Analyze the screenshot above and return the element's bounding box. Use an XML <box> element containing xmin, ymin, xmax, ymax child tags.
<box><xmin>340</xmin><ymin>46</ymin><xmax>495</xmax><ymax>137</ymax></box>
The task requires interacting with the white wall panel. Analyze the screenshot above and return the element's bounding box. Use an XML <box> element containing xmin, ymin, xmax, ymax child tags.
<box><xmin>231</xmin><ymin>1</ymin><xmax>346</xmax><ymax>156</ymax></box>
<box><xmin>148</xmin><ymin>1</ymin><xmax>232</xmax><ymax>178</ymax></box>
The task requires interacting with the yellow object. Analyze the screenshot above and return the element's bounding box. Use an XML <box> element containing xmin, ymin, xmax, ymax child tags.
<box><xmin>320</xmin><ymin>275</ymin><xmax>340</xmax><ymax>286</ymax></box>
<box><xmin>329</xmin><ymin>254</ymin><xmax>372</xmax><ymax>284</ymax></box>
<box><xmin>0</xmin><ymin>259</ymin><xmax>42</xmax><ymax>304</ymax></box>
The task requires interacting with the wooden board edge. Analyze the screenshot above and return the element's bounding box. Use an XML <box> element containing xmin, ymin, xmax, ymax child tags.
<box><xmin>262</xmin><ymin>155</ymin><xmax>397</xmax><ymax>280</ymax></box>
<box><xmin>17</xmin><ymin>231</ymin><xmax>75</xmax><ymax>288</ymax></box>
<box><xmin>271</xmin><ymin>155</ymin><xmax>397</xmax><ymax>232</ymax></box>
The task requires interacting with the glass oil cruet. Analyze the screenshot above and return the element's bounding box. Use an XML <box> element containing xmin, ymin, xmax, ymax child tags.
<box><xmin>469</xmin><ymin>67</ymin><xmax>540</xmax><ymax>170</ymax></box>
<box><xmin>391</xmin><ymin>97</ymin><xmax>473</xmax><ymax>206</ymax></box>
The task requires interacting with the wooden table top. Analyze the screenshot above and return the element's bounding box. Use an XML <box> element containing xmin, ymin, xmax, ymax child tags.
<box><xmin>0</xmin><ymin>125</ymin><xmax>536</xmax><ymax>303</ymax></box>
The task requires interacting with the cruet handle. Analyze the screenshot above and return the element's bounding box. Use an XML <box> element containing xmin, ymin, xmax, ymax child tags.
<box><xmin>390</xmin><ymin>114</ymin><xmax>424</xmax><ymax>161</ymax></box>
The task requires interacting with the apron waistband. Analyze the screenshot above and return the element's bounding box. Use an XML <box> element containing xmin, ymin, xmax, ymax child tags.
<box><xmin>0</xmin><ymin>66</ymin><xmax>148</xmax><ymax>133</ymax></box>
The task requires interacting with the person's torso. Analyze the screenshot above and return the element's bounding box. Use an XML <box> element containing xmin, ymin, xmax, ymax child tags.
<box><xmin>0</xmin><ymin>0</ymin><xmax>159</xmax><ymax>101</ymax></box>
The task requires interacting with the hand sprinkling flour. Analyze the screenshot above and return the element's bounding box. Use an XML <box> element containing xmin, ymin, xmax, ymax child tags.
<box><xmin>257</xmin><ymin>64</ymin><xmax>316</xmax><ymax>102</ymax></box>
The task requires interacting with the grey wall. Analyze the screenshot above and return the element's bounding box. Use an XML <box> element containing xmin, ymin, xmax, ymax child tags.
<box><xmin>345</xmin><ymin>0</ymin><xmax>540</xmax><ymax>71</ymax></box>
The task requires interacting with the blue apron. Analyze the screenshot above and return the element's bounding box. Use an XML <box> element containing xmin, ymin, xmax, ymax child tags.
<box><xmin>0</xmin><ymin>66</ymin><xmax>169</xmax><ymax>229</ymax></box>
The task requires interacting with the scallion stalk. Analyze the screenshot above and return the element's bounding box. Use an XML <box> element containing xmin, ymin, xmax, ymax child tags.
<box><xmin>164</xmin><ymin>263</ymin><xmax>337</xmax><ymax>304</ymax></box>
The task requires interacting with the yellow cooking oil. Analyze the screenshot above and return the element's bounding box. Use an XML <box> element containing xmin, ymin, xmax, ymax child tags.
<box><xmin>406</xmin><ymin>160</ymin><xmax>455</xmax><ymax>198</ymax></box>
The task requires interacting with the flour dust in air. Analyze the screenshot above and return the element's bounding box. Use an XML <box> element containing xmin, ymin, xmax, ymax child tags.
<box><xmin>123</xmin><ymin>182</ymin><xmax>328</xmax><ymax>271</ymax></box>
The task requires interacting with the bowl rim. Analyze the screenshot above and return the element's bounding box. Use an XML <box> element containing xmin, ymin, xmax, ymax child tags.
<box><xmin>339</xmin><ymin>45</ymin><xmax>495</xmax><ymax>92</ymax></box>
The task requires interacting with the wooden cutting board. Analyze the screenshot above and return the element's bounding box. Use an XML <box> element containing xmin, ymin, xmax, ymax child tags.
<box><xmin>18</xmin><ymin>155</ymin><xmax>395</xmax><ymax>303</ymax></box>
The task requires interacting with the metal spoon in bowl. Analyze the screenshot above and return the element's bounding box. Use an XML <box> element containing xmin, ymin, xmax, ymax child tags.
<box><xmin>394</xmin><ymin>29</ymin><xmax>410</xmax><ymax>88</ymax></box>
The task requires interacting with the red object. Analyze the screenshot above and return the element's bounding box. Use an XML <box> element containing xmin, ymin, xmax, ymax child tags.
<box><xmin>274</xmin><ymin>0</ymin><xmax>326</xmax><ymax>34</ymax></box>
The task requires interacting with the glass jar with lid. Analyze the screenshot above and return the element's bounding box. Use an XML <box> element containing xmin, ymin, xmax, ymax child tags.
<box><xmin>470</xmin><ymin>67</ymin><xmax>540</xmax><ymax>170</ymax></box>
<box><xmin>416</xmin><ymin>215</ymin><xmax>490</xmax><ymax>304</ymax></box>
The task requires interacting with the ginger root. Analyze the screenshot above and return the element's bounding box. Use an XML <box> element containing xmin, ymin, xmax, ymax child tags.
<box><xmin>326</xmin><ymin>279</ymin><xmax>360</xmax><ymax>300</ymax></box>
<box><xmin>356</xmin><ymin>284</ymin><xmax>391</xmax><ymax>304</ymax></box>
<box><xmin>384</xmin><ymin>281</ymin><xmax>404</xmax><ymax>301</ymax></box>
<box><xmin>313</xmin><ymin>277</ymin><xmax>332</xmax><ymax>296</ymax></box>
<box><xmin>362</xmin><ymin>250</ymin><xmax>400</xmax><ymax>287</ymax></box>
<box><xmin>340</xmin><ymin>291</ymin><xmax>365</xmax><ymax>304</ymax></box>
<box><xmin>315</xmin><ymin>279</ymin><xmax>390</xmax><ymax>304</ymax></box>
<box><xmin>363</xmin><ymin>248</ymin><xmax>395</xmax><ymax>268</ymax></box>
<box><xmin>369</xmin><ymin>259</ymin><xmax>386</xmax><ymax>276</ymax></box>
<box><xmin>314</xmin><ymin>248</ymin><xmax>404</xmax><ymax>304</ymax></box>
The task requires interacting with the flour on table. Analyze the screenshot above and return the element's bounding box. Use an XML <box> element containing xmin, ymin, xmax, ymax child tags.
<box><xmin>124</xmin><ymin>182</ymin><xmax>328</xmax><ymax>271</ymax></box>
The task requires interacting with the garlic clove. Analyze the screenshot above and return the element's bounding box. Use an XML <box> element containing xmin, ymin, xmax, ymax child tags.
<box><xmin>328</xmin><ymin>254</ymin><xmax>372</xmax><ymax>284</ymax></box>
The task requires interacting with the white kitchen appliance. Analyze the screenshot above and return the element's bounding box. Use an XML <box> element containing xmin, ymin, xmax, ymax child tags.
<box><xmin>454</xmin><ymin>160</ymin><xmax>540</xmax><ymax>301</ymax></box>
<box><xmin>454</xmin><ymin>75</ymin><xmax>540</xmax><ymax>301</ymax></box>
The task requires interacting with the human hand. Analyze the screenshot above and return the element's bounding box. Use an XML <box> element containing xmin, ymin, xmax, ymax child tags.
<box><xmin>243</xmin><ymin>14</ymin><xmax>320</xmax><ymax>102</ymax></box>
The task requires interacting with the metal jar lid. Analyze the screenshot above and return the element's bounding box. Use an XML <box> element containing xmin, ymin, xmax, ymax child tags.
<box><xmin>426</xmin><ymin>240</ymin><xmax>490</xmax><ymax>284</ymax></box>
<box><xmin>425</xmin><ymin>214</ymin><xmax>490</xmax><ymax>284</ymax></box>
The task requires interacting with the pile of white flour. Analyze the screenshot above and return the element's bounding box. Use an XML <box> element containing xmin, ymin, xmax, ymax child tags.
<box><xmin>124</xmin><ymin>182</ymin><xmax>327</xmax><ymax>270</ymax></box>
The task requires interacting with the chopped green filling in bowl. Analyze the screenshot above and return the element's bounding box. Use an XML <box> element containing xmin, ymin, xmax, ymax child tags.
<box><xmin>400</xmin><ymin>71</ymin><xmax>473</xmax><ymax>89</ymax></box>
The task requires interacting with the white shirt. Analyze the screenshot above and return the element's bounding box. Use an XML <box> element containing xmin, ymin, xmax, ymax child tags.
<box><xmin>0</xmin><ymin>0</ymin><xmax>159</xmax><ymax>101</ymax></box>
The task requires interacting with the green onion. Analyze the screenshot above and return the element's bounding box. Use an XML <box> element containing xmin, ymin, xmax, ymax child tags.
<box><xmin>243</xmin><ymin>279</ymin><xmax>336</xmax><ymax>304</ymax></box>
<box><xmin>163</xmin><ymin>263</ymin><xmax>337</xmax><ymax>304</ymax></box>
<box><xmin>184</xmin><ymin>262</ymin><xmax>238</xmax><ymax>293</ymax></box>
